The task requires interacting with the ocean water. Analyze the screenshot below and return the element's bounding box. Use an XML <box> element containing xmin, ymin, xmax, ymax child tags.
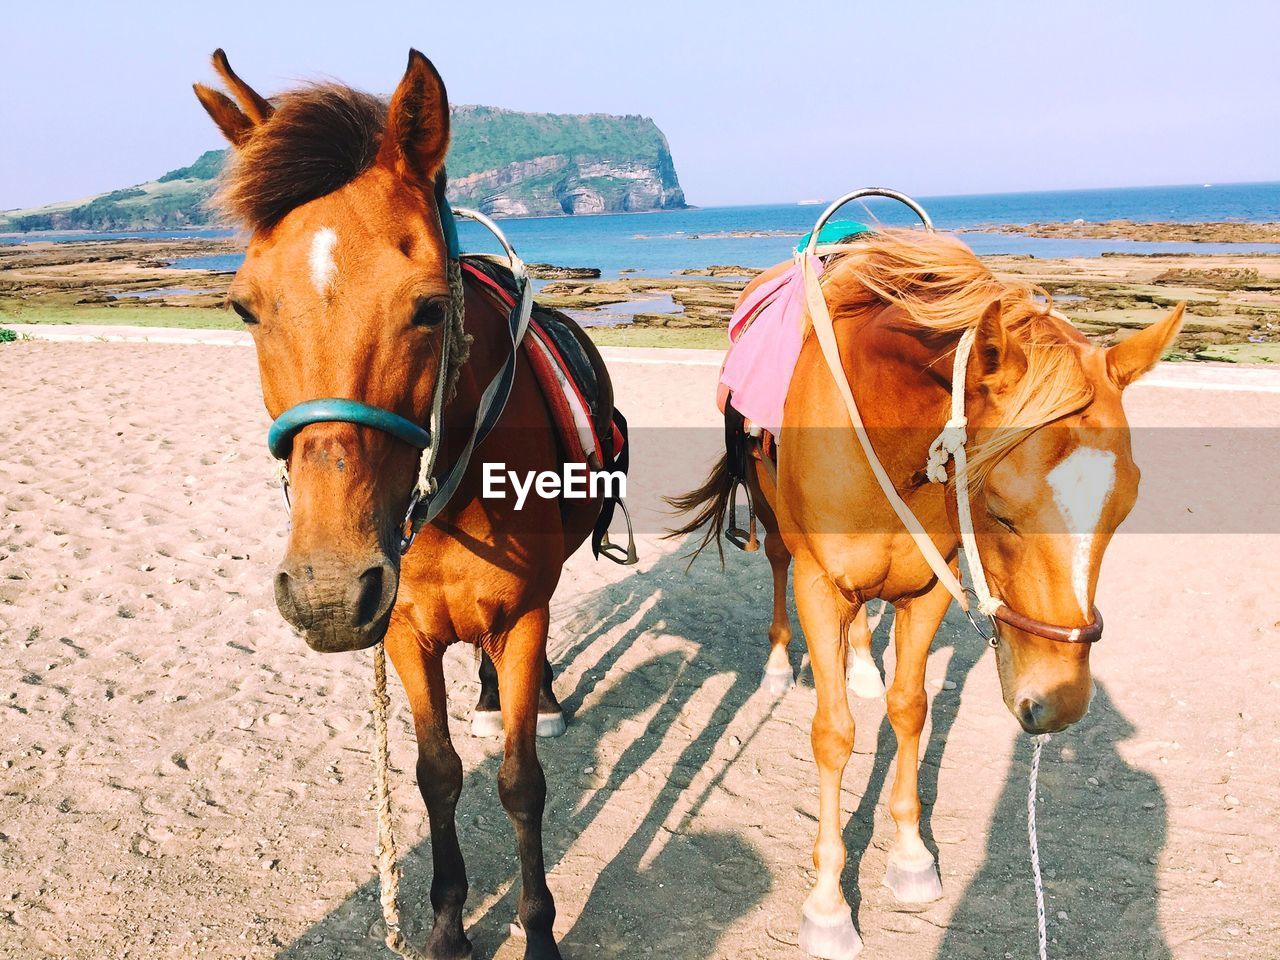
<box><xmin>6</xmin><ymin>181</ymin><xmax>1280</xmax><ymax>278</ymax></box>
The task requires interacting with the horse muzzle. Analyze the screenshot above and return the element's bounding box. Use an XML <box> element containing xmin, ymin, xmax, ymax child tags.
<box><xmin>274</xmin><ymin>552</ymin><xmax>399</xmax><ymax>652</ymax></box>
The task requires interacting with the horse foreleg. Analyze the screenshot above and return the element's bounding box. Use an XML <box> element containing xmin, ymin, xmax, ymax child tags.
<box><xmin>472</xmin><ymin>649</ymin><xmax>566</xmax><ymax>739</ymax></box>
<box><xmin>882</xmin><ymin>577</ymin><xmax>952</xmax><ymax>904</ymax></box>
<box><xmin>793</xmin><ymin>556</ymin><xmax>863</xmax><ymax>960</ymax></box>
<box><xmin>386</xmin><ymin>624</ymin><xmax>471</xmax><ymax>960</ymax></box>
<box><xmin>760</xmin><ymin>529</ymin><xmax>796</xmax><ymax>693</ymax></box>
<box><xmin>492</xmin><ymin>608</ymin><xmax>562</xmax><ymax>960</ymax></box>
<box><xmin>845</xmin><ymin>604</ymin><xmax>886</xmax><ymax>700</ymax></box>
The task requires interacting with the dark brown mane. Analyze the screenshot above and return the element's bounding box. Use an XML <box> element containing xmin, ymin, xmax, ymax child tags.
<box><xmin>216</xmin><ymin>84</ymin><xmax>387</xmax><ymax>230</ymax></box>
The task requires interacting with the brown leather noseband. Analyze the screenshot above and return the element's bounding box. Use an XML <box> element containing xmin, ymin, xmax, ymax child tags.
<box><xmin>992</xmin><ymin>603</ymin><xmax>1104</xmax><ymax>645</ymax></box>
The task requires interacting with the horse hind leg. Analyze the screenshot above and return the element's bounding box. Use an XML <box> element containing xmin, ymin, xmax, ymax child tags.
<box><xmin>760</xmin><ymin>528</ymin><xmax>796</xmax><ymax>694</ymax></box>
<box><xmin>472</xmin><ymin>649</ymin><xmax>566</xmax><ymax>739</ymax></box>
<box><xmin>846</xmin><ymin>602</ymin><xmax>887</xmax><ymax>699</ymax></box>
<box><xmin>471</xmin><ymin>648</ymin><xmax>505</xmax><ymax>738</ymax></box>
<box><xmin>534</xmin><ymin>654</ymin><xmax>566</xmax><ymax>738</ymax></box>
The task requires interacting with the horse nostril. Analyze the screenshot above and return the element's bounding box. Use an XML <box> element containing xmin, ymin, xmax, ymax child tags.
<box><xmin>1017</xmin><ymin>697</ymin><xmax>1046</xmax><ymax>732</ymax></box>
<box><xmin>350</xmin><ymin>562</ymin><xmax>394</xmax><ymax>628</ymax></box>
<box><xmin>274</xmin><ymin>567</ymin><xmax>310</xmax><ymax>630</ymax></box>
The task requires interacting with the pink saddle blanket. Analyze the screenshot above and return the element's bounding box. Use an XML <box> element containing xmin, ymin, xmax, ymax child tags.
<box><xmin>717</xmin><ymin>255</ymin><xmax>824</xmax><ymax>434</ymax></box>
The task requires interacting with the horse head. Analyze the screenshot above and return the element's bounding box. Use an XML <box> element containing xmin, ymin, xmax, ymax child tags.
<box><xmin>195</xmin><ymin>50</ymin><xmax>455</xmax><ymax>651</ymax></box>
<box><xmin>963</xmin><ymin>298</ymin><xmax>1184</xmax><ymax>731</ymax></box>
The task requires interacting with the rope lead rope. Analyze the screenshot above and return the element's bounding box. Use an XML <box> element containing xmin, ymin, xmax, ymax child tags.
<box><xmin>1028</xmin><ymin>733</ymin><xmax>1051</xmax><ymax>960</ymax></box>
<box><xmin>371</xmin><ymin>643</ymin><xmax>431</xmax><ymax>960</ymax></box>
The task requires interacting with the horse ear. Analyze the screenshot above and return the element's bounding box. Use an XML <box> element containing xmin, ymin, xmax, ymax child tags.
<box><xmin>378</xmin><ymin>50</ymin><xmax>450</xmax><ymax>182</ymax></box>
<box><xmin>193</xmin><ymin>84</ymin><xmax>254</xmax><ymax>146</ymax></box>
<box><xmin>194</xmin><ymin>49</ymin><xmax>271</xmax><ymax>147</ymax></box>
<box><xmin>210</xmin><ymin>49</ymin><xmax>273</xmax><ymax>124</ymax></box>
<box><xmin>973</xmin><ymin>298</ymin><xmax>1027</xmax><ymax>394</ymax></box>
<box><xmin>1106</xmin><ymin>303</ymin><xmax>1185</xmax><ymax>388</ymax></box>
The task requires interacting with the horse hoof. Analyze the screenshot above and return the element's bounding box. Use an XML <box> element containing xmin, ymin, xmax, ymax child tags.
<box><xmin>470</xmin><ymin>710</ymin><xmax>504</xmax><ymax>738</ymax></box>
<box><xmin>883</xmin><ymin>857</ymin><xmax>943</xmax><ymax>903</ymax></box>
<box><xmin>846</xmin><ymin>655</ymin><xmax>885</xmax><ymax>699</ymax></box>
<box><xmin>536</xmin><ymin>711</ymin><xmax>567</xmax><ymax>738</ymax></box>
<box><xmin>798</xmin><ymin>905</ymin><xmax>862</xmax><ymax>960</ymax></box>
<box><xmin>760</xmin><ymin>669</ymin><xmax>795</xmax><ymax>695</ymax></box>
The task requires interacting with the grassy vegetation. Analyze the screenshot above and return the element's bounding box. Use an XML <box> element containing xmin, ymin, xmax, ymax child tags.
<box><xmin>0</xmin><ymin>301</ymin><xmax>726</xmax><ymax>347</ymax></box>
<box><xmin>1191</xmin><ymin>343</ymin><xmax>1280</xmax><ymax>363</ymax></box>
<box><xmin>0</xmin><ymin>304</ymin><xmax>239</xmax><ymax>330</ymax></box>
<box><xmin>584</xmin><ymin>325</ymin><xmax>724</xmax><ymax>350</ymax></box>
<box><xmin>446</xmin><ymin>107</ymin><xmax>670</xmax><ymax>178</ymax></box>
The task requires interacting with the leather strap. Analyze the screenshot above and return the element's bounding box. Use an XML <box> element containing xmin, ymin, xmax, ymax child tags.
<box><xmin>994</xmin><ymin>604</ymin><xmax>1103</xmax><ymax>644</ymax></box>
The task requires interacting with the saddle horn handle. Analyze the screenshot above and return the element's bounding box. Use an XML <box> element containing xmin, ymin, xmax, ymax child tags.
<box><xmin>804</xmin><ymin>187</ymin><xmax>935</xmax><ymax>258</ymax></box>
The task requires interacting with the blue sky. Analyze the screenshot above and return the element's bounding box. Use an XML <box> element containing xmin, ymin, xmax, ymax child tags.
<box><xmin>3</xmin><ymin>0</ymin><xmax>1277</xmax><ymax>210</ymax></box>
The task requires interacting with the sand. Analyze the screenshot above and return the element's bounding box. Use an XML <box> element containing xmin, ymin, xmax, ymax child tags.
<box><xmin>1</xmin><ymin>341</ymin><xmax>1278</xmax><ymax>959</ymax></box>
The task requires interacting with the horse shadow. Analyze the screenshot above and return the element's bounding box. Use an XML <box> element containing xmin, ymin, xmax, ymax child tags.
<box><xmin>934</xmin><ymin>680</ymin><xmax>1170</xmax><ymax>959</ymax></box>
<box><xmin>277</xmin><ymin>540</ymin><xmax>780</xmax><ymax>959</ymax></box>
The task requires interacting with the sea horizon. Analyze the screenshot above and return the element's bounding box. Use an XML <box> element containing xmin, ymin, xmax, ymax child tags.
<box><xmin>7</xmin><ymin>180</ymin><xmax>1280</xmax><ymax>278</ymax></box>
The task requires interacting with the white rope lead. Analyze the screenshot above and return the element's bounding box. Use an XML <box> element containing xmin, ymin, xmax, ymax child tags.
<box><xmin>371</xmin><ymin>643</ymin><xmax>431</xmax><ymax>960</ymax></box>
<box><xmin>1027</xmin><ymin>733</ymin><xmax>1051</xmax><ymax>960</ymax></box>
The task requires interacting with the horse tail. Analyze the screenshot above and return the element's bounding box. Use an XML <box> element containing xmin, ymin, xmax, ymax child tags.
<box><xmin>665</xmin><ymin>452</ymin><xmax>732</xmax><ymax>566</ymax></box>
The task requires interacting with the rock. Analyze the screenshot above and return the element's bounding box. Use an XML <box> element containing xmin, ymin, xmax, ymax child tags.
<box><xmin>525</xmin><ymin>264</ymin><xmax>601</xmax><ymax>280</ymax></box>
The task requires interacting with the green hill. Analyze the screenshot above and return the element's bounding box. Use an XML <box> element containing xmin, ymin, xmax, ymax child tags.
<box><xmin>0</xmin><ymin>106</ymin><xmax>686</xmax><ymax>232</ymax></box>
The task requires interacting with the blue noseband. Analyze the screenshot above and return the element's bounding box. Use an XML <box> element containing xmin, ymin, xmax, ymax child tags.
<box><xmin>267</xmin><ymin>398</ymin><xmax>431</xmax><ymax>460</ymax></box>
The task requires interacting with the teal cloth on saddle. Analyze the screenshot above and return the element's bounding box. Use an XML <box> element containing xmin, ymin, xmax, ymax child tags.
<box><xmin>439</xmin><ymin>194</ymin><xmax>462</xmax><ymax>259</ymax></box>
<box><xmin>795</xmin><ymin>218</ymin><xmax>871</xmax><ymax>253</ymax></box>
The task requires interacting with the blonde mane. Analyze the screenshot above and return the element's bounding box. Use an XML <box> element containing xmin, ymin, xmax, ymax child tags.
<box><xmin>820</xmin><ymin>229</ymin><xmax>1095</xmax><ymax>486</ymax></box>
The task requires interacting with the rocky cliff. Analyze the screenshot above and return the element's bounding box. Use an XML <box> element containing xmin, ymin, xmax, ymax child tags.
<box><xmin>0</xmin><ymin>106</ymin><xmax>686</xmax><ymax>232</ymax></box>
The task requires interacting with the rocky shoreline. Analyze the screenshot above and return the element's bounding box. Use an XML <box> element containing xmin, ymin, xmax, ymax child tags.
<box><xmin>2</xmin><ymin>237</ymin><xmax>1278</xmax><ymax>362</ymax></box>
<box><xmin>971</xmin><ymin>220</ymin><xmax>1280</xmax><ymax>243</ymax></box>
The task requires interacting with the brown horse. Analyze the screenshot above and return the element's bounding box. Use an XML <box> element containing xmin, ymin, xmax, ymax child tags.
<box><xmin>673</xmin><ymin>229</ymin><xmax>1183</xmax><ymax>958</ymax></box>
<box><xmin>195</xmin><ymin>50</ymin><xmax>615</xmax><ymax>960</ymax></box>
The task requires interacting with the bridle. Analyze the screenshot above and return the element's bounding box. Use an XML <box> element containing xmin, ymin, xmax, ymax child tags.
<box><xmin>264</xmin><ymin>198</ymin><xmax>534</xmax><ymax>555</ymax></box>
<box><xmin>801</xmin><ymin>188</ymin><xmax>1104</xmax><ymax>648</ymax></box>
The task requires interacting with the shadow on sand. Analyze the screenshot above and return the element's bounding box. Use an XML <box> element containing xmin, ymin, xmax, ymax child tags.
<box><xmin>934</xmin><ymin>680</ymin><xmax>1170</xmax><ymax>959</ymax></box>
<box><xmin>278</xmin><ymin>541</ymin><xmax>780</xmax><ymax>960</ymax></box>
<box><xmin>275</xmin><ymin>542</ymin><xmax>1170</xmax><ymax>960</ymax></box>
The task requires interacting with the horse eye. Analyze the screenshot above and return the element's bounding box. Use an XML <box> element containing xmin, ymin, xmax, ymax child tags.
<box><xmin>990</xmin><ymin>512</ymin><xmax>1017</xmax><ymax>533</ymax></box>
<box><xmin>230</xmin><ymin>300</ymin><xmax>258</xmax><ymax>325</ymax></box>
<box><xmin>412</xmin><ymin>296</ymin><xmax>449</xmax><ymax>328</ymax></box>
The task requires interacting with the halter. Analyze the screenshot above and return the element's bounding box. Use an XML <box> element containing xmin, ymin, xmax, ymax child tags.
<box><xmin>801</xmin><ymin>188</ymin><xmax>1103</xmax><ymax>647</ymax></box>
<box><xmin>266</xmin><ymin>197</ymin><xmax>534</xmax><ymax>554</ymax></box>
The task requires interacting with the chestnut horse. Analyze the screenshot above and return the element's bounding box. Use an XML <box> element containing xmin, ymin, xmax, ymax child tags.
<box><xmin>673</xmin><ymin>229</ymin><xmax>1183</xmax><ymax>958</ymax></box>
<box><xmin>195</xmin><ymin>50</ymin><xmax>612</xmax><ymax>960</ymax></box>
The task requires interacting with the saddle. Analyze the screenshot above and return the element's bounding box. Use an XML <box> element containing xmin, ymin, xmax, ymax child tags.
<box><xmin>459</xmin><ymin>255</ymin><xmax>634</xmax><ymax>563</ymax></box>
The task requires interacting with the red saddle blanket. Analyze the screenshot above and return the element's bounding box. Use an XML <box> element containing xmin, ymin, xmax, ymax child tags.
<box><xmin>461</xmin><ymin>259</ymin><xmax>619</xmax><ymax>468</ymax></box>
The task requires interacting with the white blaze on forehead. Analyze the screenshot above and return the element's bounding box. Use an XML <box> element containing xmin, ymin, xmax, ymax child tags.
<box><xmin>1047</xmin><ymin>447</ymin><xmax>1117</xmax><ymax>616</ymax></box>
<box><xmin>309</xmin><ymin>227</ymin><xmax>339</xmax><ymax>293</ymax></box>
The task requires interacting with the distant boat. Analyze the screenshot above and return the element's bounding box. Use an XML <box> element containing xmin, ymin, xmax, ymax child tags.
<box><xmin>797</xmin><ymin>199</ymin><xmax>823</xmax><ymax>205</ymax></box>
<box><xmin>1203</xmin><ymin>183</ymin><xmax>1213</xmax><ymax>187</ymax></box>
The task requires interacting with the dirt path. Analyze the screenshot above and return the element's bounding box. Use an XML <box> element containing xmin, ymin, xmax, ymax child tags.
<box><xmin>1</xmin><ymin>342</ymin><xmax>1277</xmax><ymax>959</ymax></box>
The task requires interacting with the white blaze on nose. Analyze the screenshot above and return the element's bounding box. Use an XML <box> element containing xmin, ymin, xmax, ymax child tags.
<box><xmin>1046</xmin><ymin>447</ymin><xmax>1116</xmax><ymax>616</ymax></box>
<box><xmin>309</xmin><ymin>227</ymin><xmax>339</xmax><ymax>293</ymax></box>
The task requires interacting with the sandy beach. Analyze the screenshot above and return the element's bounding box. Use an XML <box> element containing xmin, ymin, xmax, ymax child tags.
<box><xmin>1</xmin><ymin>338</ymin><xmax>1278</xmax><ymax>959</ymax></box>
